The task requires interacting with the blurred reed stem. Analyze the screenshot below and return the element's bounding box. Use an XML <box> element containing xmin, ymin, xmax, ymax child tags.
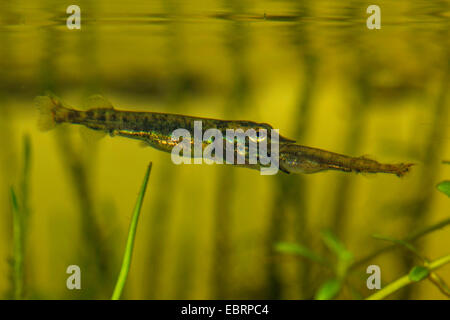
<box><xmin>351</xmin><ymin>216</ymin><xmax>450</xmax><ymax>270</ymax></box>
<box><xmin>211</xmin><ymin>0</ymin><xmax>249</xmax><ymax>299</ymax></box>
<box><xmin>55</xmin><ymin>131</ymin><xmax>111</xmax><ymax>297</ymax></box>
<box><xmin>10</xmin><ymin>135</ymin><xmax>32</xmax><ymax>299</ymax></box>
<box><xmin>329</xmin><ymin>3</ymin><xmax>371</xmax><ymax>241</ymax></box>
<box><xmin>38</xmin><ymin>0</ymin><xmax>111</xmax><ymax>297</ymax></box>
<box><xmin>267</xmin><ymin>0</ymin><xmax>317</xmax><ymax>299</ymax></box>
<box><xmin>399</xmin><ymin>58</ymin><xmax>449</xmax><ymax>298</ymax></box>
<box><xmin>10</xmin><ymin>188</ymin><xmax>23</xmax><ymax>299</ymax></box>
<box><xmin>0</xmin><ymin>3</ymin><xmax>17</xmax><ymax>278</ymax></box>
<box><xmin>79</xmin><ymin>0</ymin><xmax>101</xmax><ymax>94</ymax></box>
<box><xmin>144</xmin><ymin>0</ymin><xmax>193</xmax><ymax>299</ymax></box>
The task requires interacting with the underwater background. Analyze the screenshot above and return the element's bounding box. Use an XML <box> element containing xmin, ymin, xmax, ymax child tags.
<box><xmin>0</xmin><ymin>0</ymin><xmax>449</xmax><ymax>299</ymax></box>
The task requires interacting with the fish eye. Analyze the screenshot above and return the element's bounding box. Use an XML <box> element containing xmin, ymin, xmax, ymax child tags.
<box><xmin>253</xmin><ymin>128</ymin><xmax>268</xmax><ymax>142</ymax></box>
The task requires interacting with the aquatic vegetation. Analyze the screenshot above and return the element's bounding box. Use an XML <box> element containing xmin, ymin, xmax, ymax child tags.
<box><xmin>8</xmin><ymin>147</ymin><xmax>153</xmax><ymax>299</ymax></box>
<box><xmin>9</xmin><ymin>135</ymin><xmax>31</xmax><ymax>300</ymax></box>
<box><xmin>112</xmin><ymin>163</ymin><xmax>152</xmax><ymax>300</ymax></box>
<box><xmin>366</xmin><ymin>254</ymin><xmax>450</xmax><ymax>300</ymax></box>
<box><xmin>1</xmin><ymin>0</ymin><xmax>448</xmax><ymax>301</ymax></box>
<box><xmin>276</xmin><ymin>230</ymin><xmax>354</xmax><ymax>300</ymax></box>
<box><xmin>276</xmin><ymin>170</ymin><xmax>450</xmax><ymax>300</ymax></box>
<box><xmin>437</xmin><ymin>181</ymin><xmax>450</xmax><ymax>197</ymax></box>
<box><xmin>10</xmin><ymin>188</ymin><xmax>22</xmax><ymax>299</ymax></box>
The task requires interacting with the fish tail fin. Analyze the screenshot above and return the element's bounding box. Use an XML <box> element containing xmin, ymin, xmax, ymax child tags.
<box><xmin>34</xmin><ymin>93</ymin><xmax>66</xmax><ymax>131</ymax></box>
<box><xmin>378</xmin><ymin>162</ymin><xmax>415</xmax><ymax>177</ymax></box>
<box><xmin>394</xmin><ymin>163</ymin><xmax>415</xmax><ymax>177</ymax></box>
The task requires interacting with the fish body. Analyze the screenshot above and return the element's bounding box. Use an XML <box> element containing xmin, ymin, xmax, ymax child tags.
<box><xmin>36</xmin><ymin>94</ymin><xmax>292</xmax><ymax>158</ymax></box>
<box><xmin>35</xmin><ymin>94</ymin><xmax>414</xmax><ymax>177</ymax></box>
<box><xmin>279</xmin><ymin>144</ymin><xmax>413</xmax><ymax>177</ymax></box>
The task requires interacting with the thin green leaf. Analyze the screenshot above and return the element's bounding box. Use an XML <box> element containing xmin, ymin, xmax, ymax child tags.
<box><xmin>372</xmin><ymin>234</ymin><xmax>424</xmax><ymax>261</ymax></box>
<box><xmin>320</xmin><ymin>230</ymin><xmax>353</xmax><ymax>278</ymax></box>
<box><xmin>10</xmin><ymin>187</ymin><xmax>19</xmax><ymax>213</ymax></box>
<box><xmin>274</xmin><ymin>242</ymin><xmax>328</xmax><ymax>265</ymax></box>
<box><xmin>429</xmin><ymin>272</ymin><xmax>450</xmax><ymax>297</ymax></box>
<box><xmin>20</xmin><ymin>135</ymin><xmax>31</xmax><ymax>221</ymax></box>
<box><xmin>11</xmin><ymin>187</ymin><xmax>24</xmax><ymax>300</ymax></box>
<box><xmin>408</xmin><ymin>266</ymin><xmax>429</xmax><ymax>282</ymax></box>
<box><xmin>315</xmin><ymin>278</ymin><xmax>341</xmax><ymax>300</ymax></box>
<box><xmin>436</xmin><ymin>181</ymin><xmax>450</xmax><ymax>197</ymax></box>
<box><xmin>320</xmin><ymin>230</ymin><xmax>351</xmax><ymax>260</ymax></box>
<box><xmin>367</xmin><ymin>255</ymin><xmax>450</xmax><ymax>300</ymax></box>
<box><xmin>112</xmin><ymin>162</ymin><xmax>152</xmax><ymax>300</ymax></box>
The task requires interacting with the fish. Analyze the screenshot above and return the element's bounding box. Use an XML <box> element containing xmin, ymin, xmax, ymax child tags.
<box><xmin>279</xmin><ymin>143</ymin><xmax>414</xmax><ymax>177</ymax></box>
<box><xmin>35</xmin><ymin>93</ymin><xmax>414</xmax><ymax>177</ymax></box>
<box><xmin>35</xmin><ymin>93</ymin><xmax>293</xmax><ymax>158</ymax></box>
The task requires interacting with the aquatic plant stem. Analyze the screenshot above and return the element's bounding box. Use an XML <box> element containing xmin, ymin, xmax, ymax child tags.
<box><xmin>11</xmin><ymin>135</ymin><xmax>32</xmax><ymax>300</ymax></box>
<box><xmin>112</xmin><ymin>162</ymin><xmax>152</xmax><ymax>300</ymax></box>
<box><xmin>366</xmin><ymin>253</ymin><xmax>450</xmax><ymax>300</ymax></box>
<box><xmin>10</xmin><ymin>188</ymin><xmax>23</xmax><ymax>299</ymax></box>
<box><xmin>351</xmin><ymin>217</ymin><xmax>450</xmax><ymax>270</ymax></box>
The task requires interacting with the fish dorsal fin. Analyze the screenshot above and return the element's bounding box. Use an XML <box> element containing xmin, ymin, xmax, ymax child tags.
<box><xmin>85</xmin><ymin>94</ymin><xmax>114</xmax><ymax>110</ymax></box>
<box><xmin>279</xmin><ymin>134</ymin><xmax>296</xmax><ymax>143</ymax></box>
<box><xmin>359</xmin><ymin>154</ymin><xmax>374</xmax><ymax>159</ymax></box>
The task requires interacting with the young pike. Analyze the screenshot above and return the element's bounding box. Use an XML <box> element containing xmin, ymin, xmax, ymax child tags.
<box><xmin>35</xmin><ymin>93</ymin><xmax>292</xmax><ymax>156</ymax></box>
<box><xmin>35</xmin><ymin>94</ymin><xmax>414</xmax><ymax>177</ymax></box>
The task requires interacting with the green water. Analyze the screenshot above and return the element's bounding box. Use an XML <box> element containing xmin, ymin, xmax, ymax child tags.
<box><xmin>0</xmin><ymin>0</ymin><xmax>449</xmax><ymax>300</ymax></box>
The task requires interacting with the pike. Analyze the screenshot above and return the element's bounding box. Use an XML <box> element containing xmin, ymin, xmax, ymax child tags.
<box><xmin>35</xmin><ymin>93</ymin><xmax>413</xmax><ymax>177</ymax></box>
<box><xmin>35</xmin><ymin>94</ymin><xmax>290</xmax><ymax>157</ymax></box>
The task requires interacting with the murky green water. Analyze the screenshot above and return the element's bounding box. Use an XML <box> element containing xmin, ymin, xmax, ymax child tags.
<box><xmin>0</xmin><ymin>1</ymin><xmax>449</xmax><ymax>300</ymax></box>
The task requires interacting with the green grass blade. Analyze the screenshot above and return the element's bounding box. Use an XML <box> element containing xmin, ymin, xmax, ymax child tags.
<box><xmin>320</xmin><ymin>230</ymin><xmax>353</xmax><ymax>278</ymax></box>
<box><xmin>111</xmin><ymin>162</ymin><xmax>153</xmax><ymax>300</ymax></box>
<box><xmin>371</xmin><ymin>234</ymin><xmax>424</xmax><ymax>261</ymax></box>
<box><xmin>11</xmin><ymin>187</ymin><xmax>24</xmax><ymax>300</ymax></box>
<box><xmin>315</xmin><ymin>278</ymin><xmax>341</xmax><ymax>300</ymax></box>
<box><xmin>10</xmin><ymin>135</ymin><xmax>32</xmax><ymax>300</ymax></box>
<box><xmin>20</xmin><ymin>135</ymin><xmax>31</xmax><ymax>222</ymax></box>
<box><xmin>274</xmin><ymin>242</ymin><xmax>329</xmax><ymax>266</ymax></box>
<box><xmin>320</xmin><ymin>230</ymin><xmax>351</xmax><ymax>260</ymax></box>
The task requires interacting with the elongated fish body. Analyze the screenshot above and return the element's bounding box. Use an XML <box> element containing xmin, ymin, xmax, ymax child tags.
<box><xmin>35</xmin><ymin>94</ymin><xmax>414</xmax><ymax>177</ymax></box>
<box><xmin>279</xmin><ymin>144</ymin><xmax>413</xmax><ymax>177</ymax></box>
<box><xmin>35</xmin><ymin>94</ymin><xmax>293</xmax><ymax>160</ymax></box>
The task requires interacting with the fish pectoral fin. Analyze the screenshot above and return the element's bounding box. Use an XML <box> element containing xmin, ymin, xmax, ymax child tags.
<box><xmin>279</xmin><ymin>166</ymin><xmax>290</xmax><ymax>174</ymax></box>
<box><xmin>84</xmin><ymin>94</ymin><xmax>114</xmax><ymax>110</ymax></box>
<box><xmin>79</xmin><ymin>126</ymin><xmax>106</xmax><ymax>143</ymax></box>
